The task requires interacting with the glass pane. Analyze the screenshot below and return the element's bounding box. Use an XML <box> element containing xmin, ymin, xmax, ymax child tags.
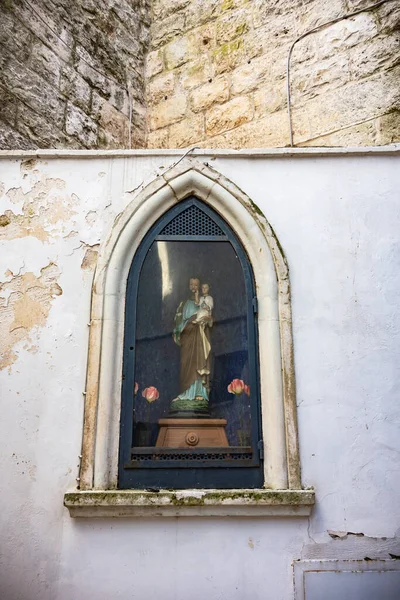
<box><xmin>132</xmin><ymin>240</ymin><xmax>252</xmax><ymax>450</ymax></box>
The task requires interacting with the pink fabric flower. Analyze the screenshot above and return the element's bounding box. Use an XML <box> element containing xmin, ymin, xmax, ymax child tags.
<box><xmin>227</xmin><ymin>379</ymin><xmax>245</xmax><ymax>395</ymax></box>
<box><xmin>142</xmin><ymin>386</ymin><xmax>159</xmax><ymax>403</ymax></box>
<box><xmin>134</xmin><ymin>382</ymin><xmax>139</xmax><ymax>395</ymax></box>
<box><xmin>244</xmin><ymin>384</ymin><xmax>250</xmax><ymax>397</ymax></box>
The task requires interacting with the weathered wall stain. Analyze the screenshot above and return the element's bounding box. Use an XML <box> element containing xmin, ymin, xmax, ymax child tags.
<box><xmin>0</xmin><ymin>263</ymin><xmax>62</xmax><ymax>370</ymax></box>
<box><xmin>85</xmin><ymin>211</ymin><xmax>98</xmax><ymax>226</ymax></box>
<box><xmin>20</xmin><ymin>158</ymin><xmax>38</xmax><ymax>171</ymax></box>
<box><xmin>12</xmin><ymin>452</ymin><xmax>37</xmax><ymax>482</ymax></box>
<box><xmin>81</xmin><ymin>244</ymin><xmax>100</xmax><ymax>270</ymax></box>
<box><xmin>0</xmin><ymin>213</ymin><xmax>11</xmax><ymax>227</ymax></box>
<box><xmin>0</xmin><ymin>176</ymin><xmax>78</xmax><ymax>241</ymax></box>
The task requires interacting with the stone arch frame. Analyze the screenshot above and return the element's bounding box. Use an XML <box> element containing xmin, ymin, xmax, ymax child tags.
<box><xmin>79</xmin><ymin>158</ymin><xmax>301</xmax><ymax>492</ymax></box>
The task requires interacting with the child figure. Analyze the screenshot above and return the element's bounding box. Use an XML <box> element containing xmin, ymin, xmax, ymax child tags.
<box><xmin>195</xmin><ymin>283</ymin><xmax>214</xmax><ymax>324</ymax></box>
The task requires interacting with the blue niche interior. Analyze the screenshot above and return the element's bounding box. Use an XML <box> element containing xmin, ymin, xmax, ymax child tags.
<box><xmin>133</xmin><ymin>239</ymin><xmax>251</xmax><ymax>446</ymax></box>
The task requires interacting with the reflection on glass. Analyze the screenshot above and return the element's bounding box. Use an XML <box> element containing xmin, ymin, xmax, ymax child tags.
<box><xmin>133</xmin><ymin>241</ymin><xmax>252</xmax><ymax>449</ymax></box>
<box><xmin>157</xmin><ymin>241</ymin><xmax>172</xmax><ymax>300</ymax></box>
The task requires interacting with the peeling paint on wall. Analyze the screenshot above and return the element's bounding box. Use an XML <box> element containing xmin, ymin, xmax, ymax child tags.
<box><xmin>81</xmin><ymin>244</ymin><xmax>100</xmax><ymax>270</ymax></box>
<box><xmin>85</xmin><ymin>211</ymin><xmax>97</xmax><ymax>226</ymax></box>
<box><xmin>0</xmin><ymin>175</ymin><xmax>78</xmax><ymax>242</ymax></box>
<box><xmin>0</xmin><ymin>263</ymin><xmax>62</xmax><ymax>370</ymax></box>
<box><xmin>302</xmin><ymin>531</ymin><xmax>400</xmax><ymax>561</ymax></box>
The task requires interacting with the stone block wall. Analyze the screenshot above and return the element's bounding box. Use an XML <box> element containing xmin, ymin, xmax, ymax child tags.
<box><xmin>0</xmin><ymin>0</ymin><xmax>399</xmax><ymax>150</ymax></box>
<box><xmin>0</xmin><ymin>0</ymin><xmax>150</xmax><ymax>149</ymax></box>
<box><xmin>146</xmin><ymin>0</ymin><xmax>400</xmax><ymax>148</ymax></box>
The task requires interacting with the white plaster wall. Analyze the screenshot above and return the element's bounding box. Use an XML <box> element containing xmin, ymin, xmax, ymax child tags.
<box><xmin>0</xmin><ymin>150</ymin><xmax>399</xmax><ymax>600</ymax></box>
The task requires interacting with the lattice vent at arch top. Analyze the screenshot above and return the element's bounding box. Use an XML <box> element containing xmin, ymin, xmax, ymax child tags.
<box><xmin>159</xmin><ymin>204</ymin><xmax>225</xmax><ymax>237</ymax></box>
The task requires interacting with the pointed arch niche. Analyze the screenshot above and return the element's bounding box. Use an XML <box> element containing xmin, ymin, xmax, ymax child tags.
<box><xmin>65</xmin><ymin>159</ymin><xmax>314</xmax><ymax>517</ymax></box>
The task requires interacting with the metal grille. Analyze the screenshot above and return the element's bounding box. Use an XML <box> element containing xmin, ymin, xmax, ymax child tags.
<box><xmin>131</xmin><ymin>449</ymin><xmax>253</xmax><ymax>462</ymax></box>
<box><xmin>159</xmin><ymin>204</ymin><xmax>225</xmax><ymax>237</ymax></box>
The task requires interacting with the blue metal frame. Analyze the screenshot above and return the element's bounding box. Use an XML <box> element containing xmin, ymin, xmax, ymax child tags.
<box><xmin>118</xmin><ymin>197</ymin><xmax>263</xmax><ymax>489</ymax></box>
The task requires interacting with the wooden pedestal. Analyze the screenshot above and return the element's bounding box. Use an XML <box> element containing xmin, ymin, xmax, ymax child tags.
<box><xmin>156</xmin><ymin>418</ymin><xmax>229</xmax><ymax>448</ymax></box>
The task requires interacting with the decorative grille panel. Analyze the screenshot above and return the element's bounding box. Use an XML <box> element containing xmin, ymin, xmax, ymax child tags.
<box><xmin>159</xmin><ymin>204</ymin><xmax>225</xmax><ymax>236</ymax></box>
<box><xmin>130</xmin><ymin>449</ymin><xmax>253</xmax><ymax>462</ymax></box>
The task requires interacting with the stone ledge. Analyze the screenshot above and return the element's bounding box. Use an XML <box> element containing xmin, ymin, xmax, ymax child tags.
<box><xmin>0</xmin><ymin>144</ymin><xmax>399</xmax><ymax>159</ymax></box>
<box><xmin>64</xmin><ymin>488</ymin><xmax>315</xmax><ymax>518</ymax></box>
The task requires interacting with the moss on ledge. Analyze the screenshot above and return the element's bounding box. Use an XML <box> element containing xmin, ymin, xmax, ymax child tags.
<box><xmin>65</xmin><ymin>488</ymin><xmax>315</xmax><ymax>507</ymax></box>
<box><xmin>64</xmin><ymin>488</ymin><xmax>315</xmax><ymax>517</ymax></box>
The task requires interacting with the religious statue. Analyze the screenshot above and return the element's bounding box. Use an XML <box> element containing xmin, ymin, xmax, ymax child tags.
<box><xmin>156</xmin><ymin>277</ymin><xmax>228</xmax><ymax>447</ymax></box>
<box><xmin>170</xmin><ymin>278</ymin><xmax>214</xmax><ymax>416</ymax></box>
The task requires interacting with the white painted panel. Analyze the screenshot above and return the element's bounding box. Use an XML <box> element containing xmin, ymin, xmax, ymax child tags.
<box><xmin>0</xmin><ymin>151</ymin><xmax>399</xmax><ymax>600</ymax></box>
<box><xmin>305</xmin><ymin>571</ymin><xmax>400</xmax><ymax>600</ymax></box>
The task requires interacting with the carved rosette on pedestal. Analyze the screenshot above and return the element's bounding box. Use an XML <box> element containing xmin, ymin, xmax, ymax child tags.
<box><xmin>156</xmin><ymin>419</ymin><xmax>228</xmax><ymax>448</ymax></box>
